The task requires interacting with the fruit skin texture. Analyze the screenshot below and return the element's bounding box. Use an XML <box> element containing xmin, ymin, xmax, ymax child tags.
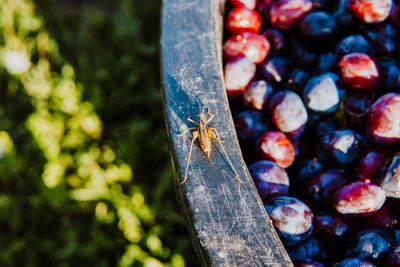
<box><xmin>316</xmin><ymin>129</ymin><xmax>364</xmax><ymax>166</ymax></box>
<box><xmin>338</xmin><ymin>52</ymin><xmax>380</xmax><ymax>91</ymax></box>
<box><xmin>307</xmin><ymin>169</ymin><xmax>350</xmax><ymax>207</ymax></box>
<box><xmin>261</xmin><ymin>28</ymin><xmax>286</xmax><ymax>52</ymax></box>
<box><xmin>389</xmin><ymin>2</ymin><xmax>400</xmax><ymax>28</ymax></box>
<box><xmin>333</xmin><ymin>0</ymin><xmax>356</xmax><ymax>27</ymax></box>
<box><xmin>303</xmin><ymin>72</ymin><xmax>344</xmax><ymax>114</ymax></box>
<box><xmin>316</xmin><ymin>52</ymin><xmax>336</xmax><ymax>74</ymax></box>
<box><xmin>344</xmin><ymin>93</ymin><xmax>371</xmax><ymax>130</ymax></box>
<box><xmin>345</xmin><ymin>228</ymin><xmax>394</xmax><ymax>264</ymax></box>
<box><xmin>366</xmin><ymin>93</ymin><xmax>400</xmax><ymax>144</ymax></box>
<box><xmin>378</xmin><ymin>152</ymin><xmax>400</xmax><ymax>199</ymax></box>
<box><xmin>248</xmin><ymin>160</ymin><xmax>289</xmax><ymax>201</ymax></box>
<box><xmin>226</xmin><ymin>7</ymin><xmax>262</xmax><ymax>34</ymax></box>
<box><xmin>349</xmin><ymin>0</ymin><xmax>392</xmax><ymax>24</ymax></box>
<box><xmin>335</xmin><ymin>34</ymin><xmax>374</xmax><ymax>58</ymax></box>
<box><xmin>268</xmin><ymin>90</ymin><xmax>308</xmax><ymax>137</ymax></box>
<box><xmin>386</xmin><ymin>243</ymin><xmax>400</xmax><ymax>267</ymax></box>
<box><xmin>265</xmin><ymin>196</ymin><xmax>313</xmax><ymax>245</ymax></box>
<box><xmin>290</xmin><ymin>42</ymin><xmax>318</xmax><ymax>68</ymax></box>
<box><xmin>234</xmin><ymin>110</ymin><xmax>270</xmax><ymax>143</ymax></box>
<box><xmin>242</xmin><ymin>79</ymin><xmax>274</xmax><ymax>111</ymax></box>
<box><xmin>224</xmin><ymin>56</ymin><xmax>256</xmax><ymax>98</ymax></box>
<box><xmin>334</xmin><ymin>257</ymin><xmax>376</xmax><ymax>267</ymax></box>
<box><xmin>285</xmin><ymin>237</ymin><xmax>327</xmax><ymax>262</ymax></box>
<box><xmin>299</xmin><ymin>11</ymin><xmax>339</xmax><ymax>44</ymax></box>
<box><xmin>223</xmin><ymin>32</ymin><xmax>270</xmax><ymax>64</ymax></box>
<box><xmin>359</xmin><ymin>203</ymin><xmax>398</xmax><ymax>229</ymax></box>
<box><xmin>292</xmin><ymin>158</ymin><xmax>324</xmax><ymax>190</ymax></box>
<box><xmin>286</xmin><ymin>68</ymin><xmax>310</xmax><ymax>93</ymax></box>
<box><xmin>269</xmin><ymin>0</ymin><xmax>313</xmax><ymax>29</ymax></box>
<box><xmin>355</xmin><ymin>149</ymin><xmax>389</xmax><ymax>183</ymax></box>
<box><xmin>378</xmin><ymin>59</ymin><xmax>400</xmax><ymax>91</ymax></box>
<box><xmin>255</xmin><ymin>131</ymin><xmax>295</xmax><ymax>168</ymax></box>
<box><xmin>293</xmin><ymin>259</ymin><xmax>324</xmax><ymax>267</ymax></box>
<box><xmin>311</xmin><ymin>116</ymin><xmax>336</xmax><ymax>139</ymax></box>
<box><xmin>229</xmin><ymin>0</ymin><xmax>258</xmax><ymax>9</ymax></box>
<box><xmin>332</xmin><ymin>181</ymin><xmax>386</xmax><ymax>216</ymax></box>
<box><xmin>313</xmin><ymin>211</ymin><xmax>354</xmax><ymax>247</ymax></box>
<box><xmin>361</xmin><ymin>23</ymin><xmax>398</xmax><ymax>58</ymax></box>
<box><xmin>259</xmin><ymin>56</ymin><xmax>292</xmax><ymax>86</ymax></box>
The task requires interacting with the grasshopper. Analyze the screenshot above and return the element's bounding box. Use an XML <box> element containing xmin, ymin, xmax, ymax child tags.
<box><xmin>178</xmin><ymin>109</ymin><xmax>242</xmax><ymax>184</ymax></box>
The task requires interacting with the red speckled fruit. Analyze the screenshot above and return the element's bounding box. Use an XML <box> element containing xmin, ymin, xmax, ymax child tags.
<box><xmin>366</xmin><ymin>93</ymin><xmax>400</xmax><ymax>144</ymax></box>
<box><xmin>224</xmin><ymin>56</ymin><xmax>256</xmax><ymax>98</ymax></box>
<box><xmin>333</xmin><ymin>181</ymin><xmax>386</xmax><ymax>217</ymax></box>
<box><xmin>229</xmin><ymin>0</ymin><xmax>258</xmax><ymax>9</ymax></box>
<box><xmin>349</xmin><ymin>0</ymin><xmax>392</xmax><ymax>24</ymax></box>
<box><xmin>223</xmin><ymin>32</ymin><xmax>270</xmax><ymax>64</ymax></box>
<box><xmin>256</xmin><ymin>131</ymin><xmax>295</xmax><ymax>168</ymax></box>
<box><xmin>226</xmin><ymin>7</ymin><xmax>262</xmax><ymax>34</ymax></box>
<box><xmin>269</xmin><ymin>0</ymin><xmax>313</xmax><ymax>30</ymax></box>
<box><xmin>338</xmin><ymin>52</ymin><xmax>380</xmax><ymax>91</ymax></box>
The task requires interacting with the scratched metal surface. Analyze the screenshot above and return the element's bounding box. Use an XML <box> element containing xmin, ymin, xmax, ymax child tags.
<box><xmin>160</xmin><ymin>0</ymin><xmax>293</xmax><ymax>266</ymax></box>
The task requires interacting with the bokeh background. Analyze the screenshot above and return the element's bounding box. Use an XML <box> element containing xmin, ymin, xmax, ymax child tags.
<box><xmin>0</xmin><ymin>0</ymin><xmax>199</xmax><ymax>266</ymax></box>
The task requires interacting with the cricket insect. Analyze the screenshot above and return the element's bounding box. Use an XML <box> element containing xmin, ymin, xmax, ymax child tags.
<box><xmin>177</xmin><ymin>108</ymin><xmax>243</xmax><ymax>184</ymax></box>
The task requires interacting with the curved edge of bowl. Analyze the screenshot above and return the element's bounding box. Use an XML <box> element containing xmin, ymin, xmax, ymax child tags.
<box><xmin>160</xmin><ymin>0</ymin><xmax>293</xmax><ymax>265</ymax></box>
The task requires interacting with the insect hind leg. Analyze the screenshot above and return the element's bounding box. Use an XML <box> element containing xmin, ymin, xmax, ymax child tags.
<box><xmin>181</xmin><ymin>131</ymin><xmax>199</xmax><ymax>184</ymax></box>
<box><xmin>208</xmin><ymin>128</ymin><xmax>243</xmax><ymax>183</ymax></box>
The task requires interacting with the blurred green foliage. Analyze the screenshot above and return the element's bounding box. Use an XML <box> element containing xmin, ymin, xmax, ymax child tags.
<box><xmin>0</xmin><ymin>0</ymin><xmax>198</xmax><ymax>266</ymax></box>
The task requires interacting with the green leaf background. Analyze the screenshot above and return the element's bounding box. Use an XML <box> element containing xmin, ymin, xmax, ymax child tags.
<box><xmin>0</xmin><ymin>0</ymin><xmax>199</xmax><ymax>266</ymax></box>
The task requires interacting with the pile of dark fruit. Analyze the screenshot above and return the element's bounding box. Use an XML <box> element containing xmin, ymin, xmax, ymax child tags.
<box><xmin>223</xmin><ymin>0</ymin><xmax>400</xmax><ymax>266</ymax></box>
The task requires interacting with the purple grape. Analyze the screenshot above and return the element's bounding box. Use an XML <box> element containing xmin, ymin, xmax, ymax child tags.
<box><xmin>377</xmin><ymin>59</ymin><xmax>400</xmax><ymax>91</ymax></box>
<box><xmin>248</xmin><ymin>160</ymin><xmax>290</xmax><ymax>202</ymax></box>
<box><xmin>303</xmin><ymin>73</ymin><xmax>344</xmax><ymax>114</ymax></box>
<box><xmin>307</xmin><ymin>169</ymin><xmax>350</xmax><ymax>207</ymax></box>
<box><xmin>234</xmin><ymin>110</ymin><xmax>270</xmax><ymax>143</ymax></box>
<box><xmin>335</xmin><ymin>34</ymin><xmax>374</xmax><ymax>58</ymax></box>
<box><xmin>243</xmin><ymin>79</ymin><xmax>274</xmax><ymax>111</ymax></box>
<box><xmin>292</xmin><ymin>158</ymin><xmax>324</xmax><ymax>190</ymax></box>
<box><xmin>268</xmin><ymin>90</ymin><xmax>308</xmax><ymax>137</ymax></box>
<box><xmin>316</xmin><ymin>52</ymin><xmax>336</xmax><ymax>74</ymax></box>
<box><xmin>313</xmin><ymin>211</ymin><xmax>354</xmax><ymax>247</ymax></box>
<box><xmin>334</xmin><ymin>258</ymin><xmax>376</xmax><ymax>267</ymax></box>
<box><xmin>259</xmin><ymin>56</ymin><xmax>292</xmax><ymax>87</ymax></box>
<box><xmin>358</xmin><ymin>203</ymin><xmax>398</xmax><ymax>229</ymax></box>
<box><xmin>345</xmin><ymin>228</ymin><xmax>394</xmax><ymax>264</ymax></box>
<box><xmin>344</xmin><ymin>93</ymin><xmax>371</xmax><ymax>130</ymax></box>
<box><xmin>386</xmin><ymin>243</ymin><xmax>400</xmax><ymax>267</ymax></box>
<box><xmin>299</xmin><ymin>11</ymin><xmax>339</xmax><ymax>44</ymax></box>
<box><xmin>293</xmin><ymin>259</ymin><xmax>325</xmax><ymax>267</ymax></box>
<box><xmin>265</xmin><ymin>196</ymin><xmax>313</xmax><ymax>245</ymax></box>
<box><xmin>290</xmin><ymin>42</ymin><xmax>318</xmax><ymax>67</ymax></box>
<box><xmin>378</xmin><ymin>152</ymin><xmax>400</xmax><ymax>199</ymax></box>
<box><xmin>286</xmin><ymin>68</ymin><xmax>310</xmax><ymax>94</ymax></box>
<box><xmin>285</xmin><ymin>237</ymin><xmax>327</xmax><ymax>262</ymax></box>
<box><xmin>317</xmin><ymin>129</ymin><xmax>364</xmax><ymax>166</ymax></box>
